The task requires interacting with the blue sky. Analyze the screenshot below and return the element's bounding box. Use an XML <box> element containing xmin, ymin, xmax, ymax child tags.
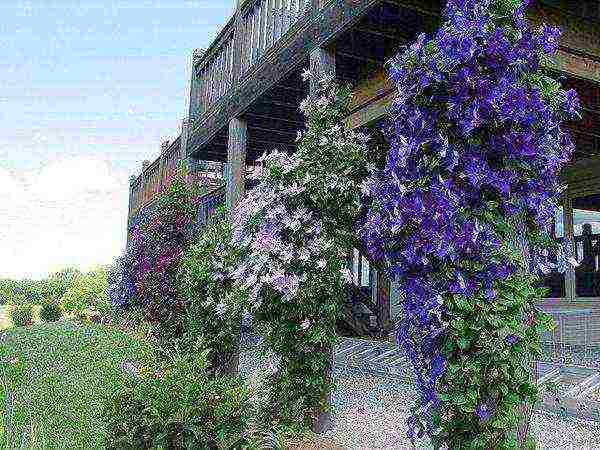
<box><xmin>0</xmin><ymin>1</ymin><xmax>235</xmax><ymax>279</ymax></box>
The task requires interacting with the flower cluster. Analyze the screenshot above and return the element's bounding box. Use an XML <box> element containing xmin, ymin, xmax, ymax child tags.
<box><xmin>106</xmin><ymin>253</ymin><xmax>136</xmax><ymax>309</ymax></box>
<box><xmin>232</xmin><ymin>150</ymin><xmax>346</xmax><ymax>313</ymax></box>
<box><xmin>115</xmin><ymin>172</ymin><xmax>201</xmax><ymax>353</ymax></box>
<box><xmin>229</xmin><ymin>78</ymin><xmax>371</xmax><ymax>432</ymax></box>
<box><xmin>177</xmin><ymin>207</ymin><xmax>245</xmax><ymax>374</ymax></box>
<box><xmin>360</xmin><ymin>0</ymin><xmax>579</xmax><ymax>446</ymax></box>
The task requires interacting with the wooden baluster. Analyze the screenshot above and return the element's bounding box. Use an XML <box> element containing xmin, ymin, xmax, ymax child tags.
<box><xmin>206</xmin><ymin>63</ymin><xmax>212</xmax><ymax>108</ymax></box>
<box><xmin>262</xmin><ymin>0</ymin><xmax>269</xmax><ymax>55</ymax></box>
<box><xmin>248</xmin><ymin>9</ymin><xmax>256</xmax><ymax>67</ymax></box>
<box><xmin>274</xmin><ymin>0</ymin><xmax>281</xmax><ymax>42</ymax></box>
<box><xmin>214</xmin><ymin>53</ymin><xmax>220</xmax><ymax>101</ymax></box>
<box><xmin>218</xmin><ymin>49</ymin><xmax>224</xmax><ymax>99</ymax></box>
<box><xmin>254</xmin><ymin>7</ymin><xmax>261</xmax><ymax>65</ymax></box>
<box><xmin>227</xmin><ymin>39</ymin><xmax>233</xmax><ymax>92</ymax></box>
<box><xmin>291</xmin><ymin>0</ymin><xmax>298</xmax><ymax>21</ymax></box>
<box><xmin>212</xmin><ymin>56</ymin><xmax>218</xmax><ymax>103</ymax></box>
<box><xmin>256</xmin><ymin>2</ymin><xmax>264</xmax><ymax>59</ymax></box>
<box><xmin>283</xmin><ymin>0</ymin><xmax>290</xmax><ymax>32</ymax></box>
<box><xmin>264</xmin><ymin>0</ymin><xmax>272</xmax><ymax>51</ymax></box>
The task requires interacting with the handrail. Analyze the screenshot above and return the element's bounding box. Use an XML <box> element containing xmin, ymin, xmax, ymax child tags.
<box><xmin>197</xmin><ymin>32</ymin><xmax>236</xmax><ymax>113</ymax></box>
<box><xmin>240</xmin><ymin>0</ymin><xmax>311</xmax><ymax>76</ymax></box>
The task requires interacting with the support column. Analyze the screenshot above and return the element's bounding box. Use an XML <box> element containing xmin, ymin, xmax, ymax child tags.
<box><xmin>179</xmin><ymin>118</ymin><xmax>191</xmax><ymax>160</ymax></box>
<box><xmin>376</xmin><ymin>270</ymin><xmax>391</xmax><ymax>334</ymax></box>
<box><xmin>226</xmin><ymin>117</ymin><xmax>247</xmax><ymax>214</ymax></box>
<box><xmin>564</xmin><ymin>193</ymin><xmax>576</xmax><ymax>300</ymax></box>
<box><xmin>141</xmin><ymin>160</ymin><xmax>150</xmax><ymax>205</ymax></box>
<box><xmin>126</xmin><ymin>175</ymin><xmax>137</xmax><ymax>244</ymax></box>
<box><xmin>178</xmin><ymin>117</ymin><xmax>196</xmax><ymax>181</ymax></box>
<box><xmin>309</xmin><ymin>45</ymin><xmax>336</xmax><ymax>95</ymax></box>
<box><xmin>188</xmin><ymin>49</ymin><xmax>205</xmax><ymax>121</ymax></box>
<box><xmin>309</xmin><ymin>44</ymin><xmax>336</xmax><ymax>436</ymax></box>
<box><xmin>158</xmin><ymin>140</ymin><xmax>170</xmax><ymax>192</ymax></box>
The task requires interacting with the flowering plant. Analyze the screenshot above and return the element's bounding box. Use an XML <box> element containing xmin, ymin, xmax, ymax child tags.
<box><xmin>120</xmin><ymin>168</ymin><xmax>201</xmax><ymax>355</ymax></box>
<box><xmin>360</xmin><ymin>0</ymin><xmax>580</xmax><ymax>447</ymax></box>
<box><xmin>230</xmin><ymin>77</ymin><xmax>370</xmax><ymax>432</ymax></box>
<box><xmin>177</xmin><ymin>206</ymin><xmax>246</xmax><ymax>374</ymax></box>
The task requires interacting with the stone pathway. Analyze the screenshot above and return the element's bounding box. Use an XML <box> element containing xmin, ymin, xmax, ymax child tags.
<box><xmin>239</xmin><ymin>334</ymin><xmax>600</xmax><ymax>449</ymax></box>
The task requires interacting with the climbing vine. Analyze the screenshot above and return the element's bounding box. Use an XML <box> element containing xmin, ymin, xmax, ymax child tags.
<box><xmin>360</xmin><ymin>0</ymin><xmax>580</xmax><ymax>448</ymax></box>
<box><xmin>177</xmin><ymin>207</ymin><xmax>246</xmax><ymax>375</ymax></box>
<box><xmin>121</xmin><ymin>169</ymin><xmax>201</xmax><ymax>355</ymax></box>
<box><xmin>230</xmin><ymin>76</ymin><xmax>371</xmax><ymax>433</ymax></box>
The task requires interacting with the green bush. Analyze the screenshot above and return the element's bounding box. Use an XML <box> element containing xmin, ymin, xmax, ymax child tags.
<box><xmin>102</xmin><ymin>341</ymin><xmax>258</xmax><ymax>450</ymax></box>
<box><xmin>39</xmin><ymin>300</ymin><xmax>62</xmax><ymax>323</ymax></box>
<box><xmin>10</xmin><ymin>304</ymin><xmax>34</xmax><ymax>327</ymax></box>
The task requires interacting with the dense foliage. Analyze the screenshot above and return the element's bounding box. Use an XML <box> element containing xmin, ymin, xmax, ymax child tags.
<box><xmin>9</xmin><ymin>304</ymin><xmax>34</xmax><ymax>327</ymax></box>
<box><xmin>39</xmin><ymin>300</ymin><xmax>62</xmax><ymax>323</ymax></box>
<box><xmin>359</xmin><ymin>0</ymin><xmax>580</xmax><ymax>447</ymax></box>
<box><xmin>177</xmin><ymin>207</ymin><xmax>245</xmax><ymax>374</ymax></box>
<box><xmin>60</xmin><ymin>267</ymin><xmax>109</xmax><ymax>318</ymax></box>
<box><xmin>230</xmin><ymin>77</ymin><xmax>370</xmax><ymax>433</ymax></box>
<box><xmin>125</xmin><ymin>171</ymin><xmax>200</xmax><ymax>354</ymax></box>
<box><xmin>0</xmin><ymin>267</ymin><xmax>82</xmax><ymax>306</ymax></box>
<box><xmin>103</xmin><ymin>341</ymin><xmax>256</xmax><ymax>450</ymax></box>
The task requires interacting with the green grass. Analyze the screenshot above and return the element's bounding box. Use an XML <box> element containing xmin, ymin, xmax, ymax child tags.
<box><xmin>0</xmin><ymin>321</ymin><xmax>155</xmax><ymax>449</ymax></box>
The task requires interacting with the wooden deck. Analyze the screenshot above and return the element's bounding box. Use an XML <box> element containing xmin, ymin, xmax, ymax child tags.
<box><xmin>125</xmin><ymin>0</ymin><xmax>600</xmax><ymax>335</ymax></box>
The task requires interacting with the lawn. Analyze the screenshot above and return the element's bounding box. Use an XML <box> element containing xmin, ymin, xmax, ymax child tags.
<box><xmin>0</xmin><ymin>321</ymin><xmax>155</xmax><ymax>449</ymax></box>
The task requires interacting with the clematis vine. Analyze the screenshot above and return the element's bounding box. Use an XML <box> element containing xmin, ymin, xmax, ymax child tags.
<box><xmin>360</xmin><ymin>0</ymin><xmax>580</xmax><ymax>448</ymax></box>
<box><xmin>177</xmin><ymin>207</ymin><xmax>245</xmax><ymax>375</ymax></box>
<box><xmin>230</xmin><ymin>77</ymin><xmax>372</xmax><ymax>433</ymax></box>
<box><xmin>112</xmin><ymin>169</ymin><xmax>201</xmax><ymax>357</ymax></box>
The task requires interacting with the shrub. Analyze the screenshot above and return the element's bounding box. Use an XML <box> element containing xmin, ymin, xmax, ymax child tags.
<box><xmin>60</xmin><ymin>268</ymin><xmax>109</xmax><ymax>317</ymax></box>
<box><xmin>177</xmin><ymin>207</ymin><xmax>245</xmax><ymax>375</ymax></box>
<box><xmin>102</xmin><ymin>341</ymin><xmax>257</xmax><ymax>450</ymax></box>
<box><xmin>126</xmin><ymin>169</ymin><xmax>201</xmax><ymax>355</ymax></box>
<box><xmin>10</xmin><ymin>304</ymin><xmax>34</xmax><ymax>327</ymax></box>
<box><xmin>39</xmin><ymin>300</ymin><xmax>62</xmax><ymax>323</ymax></box>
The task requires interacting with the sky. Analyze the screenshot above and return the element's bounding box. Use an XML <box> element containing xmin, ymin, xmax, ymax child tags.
<box><xmin>0</xmin><ymin>1</ymin><xmax>235</xmax><ymax>280</ymax></box>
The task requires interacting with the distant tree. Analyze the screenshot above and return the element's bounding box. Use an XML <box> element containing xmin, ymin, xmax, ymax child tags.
<box><xmin>60</xmin><ymin>268</ymin><xmax>108</xmax><ymax>317</ymax></box>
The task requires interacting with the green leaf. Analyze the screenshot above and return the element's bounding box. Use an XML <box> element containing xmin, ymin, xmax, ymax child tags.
<box><xmin>458</xmin><ymin>337</ymin><xmax>470</xmax><ymax>350</ymax></box>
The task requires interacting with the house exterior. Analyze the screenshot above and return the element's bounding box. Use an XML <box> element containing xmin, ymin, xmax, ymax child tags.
<box><xmin>127</xmin><ymin>0</ymin><xmax>600</xmax><ymax>338</ymax></box>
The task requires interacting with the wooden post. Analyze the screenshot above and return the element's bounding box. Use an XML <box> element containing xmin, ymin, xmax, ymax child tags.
<box><xmin>309</xmin><ymin>45</ymin><xmax>335</xmax><ymax>96</ymax></box>
<box><xmin>564</xmin><ymin>193</ymin><xmax>576</xmax><ymax>300</ymax></box>
<box><xmin>189</xmin><ymin>49</ymin><xmax>205</xmax><ymax>120</ymax></box>
<box><xmin>141</xmin><ymin>160</ymin><xmax>150</xmax><ymax>206</ymax></box>
<box><xmin>158</xmin><ymin>140</ymin><xmax>170</xmax><ymax>192</ymax></box>
<box><xmin>309</xmin><ymin>45</ymin><xmax>336</xmax><ymax>435</ymax></box>
<box><xmin>179</xmin><ymin>118</ymin><xmax>191</xmax><ymax>179</ymax></box>
<box><xmin>126</xmin><ymin>175</ymin><xmax>137</xmax><ymax>244</ymax></box>
<box><xmin>226</xmin><ymin>117</ymin><xmax>248</xmax><ymax>214</ymax></box>
<box><xmin>376</xmin><ymin>270</ymin><xmax>391</xmax><ymax>334</ymax></box>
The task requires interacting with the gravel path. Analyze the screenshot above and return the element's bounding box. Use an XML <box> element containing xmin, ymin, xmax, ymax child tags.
<box><xmin>239</xmin><ymin>345</ymin><xmax>600</xmax><ymax>450</ymax></box>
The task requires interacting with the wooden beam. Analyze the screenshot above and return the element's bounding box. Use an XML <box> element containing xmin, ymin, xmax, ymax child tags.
<box><xmin>337</xmin><ymin>51</ymin><xmax>384</xmax><ymax>65</ymax></box>
<box><xmin>248</xmin><ymin>125</ymin><xmax>299</xmax><ymax>137</ymax></box>
<box><xmin>226</xmin><ymin>117</ymin><xmax>248</xmax><ymax>211</ymax></box>
<box><xmin>244</xmin><ymin>112</ymin><xmax>304</xmax><ymax>125</ymax></box>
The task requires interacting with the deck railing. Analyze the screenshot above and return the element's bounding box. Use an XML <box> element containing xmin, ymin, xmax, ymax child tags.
<box><xmin>240</xmin><ymin>0</ymin><xmax>311</xmax><ymax>75</ymax></box>
<box><xmin>198</xmin><ymin>32</ymin><xmax>236</xmax><ymax>112</ymax></box>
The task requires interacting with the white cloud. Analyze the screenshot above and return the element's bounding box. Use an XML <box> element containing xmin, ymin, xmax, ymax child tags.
<box><xmin>0</xmin><ymin>156</ymin><xmax>128</xmax><ymax>280</ymax></box>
